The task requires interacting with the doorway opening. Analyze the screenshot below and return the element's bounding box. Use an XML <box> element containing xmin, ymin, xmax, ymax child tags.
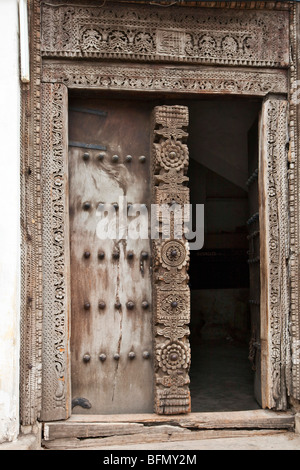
<box><xmin>67</xmin><ymin>89</ymin><xmax>264</xmax><ymax>415</ymax></box>
<box><xmin>187</xmin><ymin>97</ymin><xmax>262</xmax><ymax>412</ymax></box>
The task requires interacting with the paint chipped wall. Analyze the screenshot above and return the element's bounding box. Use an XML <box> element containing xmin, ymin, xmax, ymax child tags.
<box><xmin>0</xmin><ymin>0</ymin><xmax>21</xmax><ymax>443</ymax></box>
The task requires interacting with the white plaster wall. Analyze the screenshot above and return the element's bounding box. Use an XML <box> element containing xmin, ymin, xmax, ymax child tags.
<box><xmin>0</xmin><ymin>0</ymin><xmax>21</xmax><ymax>443</ymax></box>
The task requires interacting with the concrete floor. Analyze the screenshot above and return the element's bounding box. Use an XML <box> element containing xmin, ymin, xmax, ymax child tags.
<box><xmin>189</xmin><ymin>338</ymin><xmax>260</xmax><ymax>412</ymax></box>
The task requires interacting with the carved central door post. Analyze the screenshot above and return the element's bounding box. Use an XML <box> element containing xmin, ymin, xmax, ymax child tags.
<box><xmin>151</xmin><ymin>106</ymin><xmax>191</xmax><ymax>414</ymax></box>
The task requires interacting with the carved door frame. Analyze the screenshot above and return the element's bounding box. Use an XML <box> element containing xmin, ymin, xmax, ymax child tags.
<box><xmin>20</xmin><ymin>0</ymin><xmax>300</xmax><ymax>425</ymax></box>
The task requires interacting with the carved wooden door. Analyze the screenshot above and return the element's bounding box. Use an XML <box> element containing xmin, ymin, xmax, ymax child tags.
<box><xmin>69</xmin><ymin>100</ymin><xmax>191</xmax><ymax>415</ymax></box>
<box><xmin>247</xmin><ymin>117</ymin><xmax>262</xmax><ymax>406</ymax></box>
<box><xmin>68</xmin><ymin>97</ymin><xmax>154</xmax><ymax>414</ymax></box>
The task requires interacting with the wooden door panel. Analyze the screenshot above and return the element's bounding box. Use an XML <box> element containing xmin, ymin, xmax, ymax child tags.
<box><xmin>69</xmin><ymin>97</ymin><xmax>153</xmax><ymax>414</ymax></box>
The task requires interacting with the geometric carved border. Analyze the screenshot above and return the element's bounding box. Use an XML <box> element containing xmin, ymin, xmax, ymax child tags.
<box><xmin>40</xmin><ymin>83</ymin><xmax>71</xmax><ymax>421</ymax></box>
<box><xmin>22</xmin><ymin>0</ymin><xmax>300</xmax><ymax>425</ymax></box>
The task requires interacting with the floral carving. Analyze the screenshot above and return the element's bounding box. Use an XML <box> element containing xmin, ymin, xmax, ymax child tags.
<box><xmin>155</xmin><ymin>288</ymin><xmax>190</xmax><ymax>325</ymax></box>
<box><xmin>81</xmin><ymin>28</ymin><xmax>102</xmax><ymax>52</ymax></box>
<box><xmin>161</xmin><ymin>293</ymin><xmax>187</xmax><ymax>317</ymax></box>
<box><xmin>107</xmin><ymin>30</ymin><xmax>129</xmax><ymax>52</ymax></box>
<box><xmin>159</xmin><ymin>240</ymin><xmax>189</xmax><ymax>271</ymax></box>
<box><xmin>41</xmin><ymin>3</ymin><xmax>289</xmax><ymax>67</ymax></box>
<box><xmin>133</xmin><ymin>32</ymin><xmax>155</xmax><ymax>53</ymax></box>
<box><xmin>156</xmin><ymin>340</ymin><xmax>191</xmax><ymax>373</ymax></box>
<box><xmin>221</xmin><ymin>35</ymin><xmax>239</xmax><ymax>56</ymax></box>
<box><xmin>154</xmin><ymin>139</ymin><xmax>189</xmax><ymax>172</ymax></box>
<box><xmin>198</xmin><ymin>34</ymin><xmax>216</xmax><ymax>56</ymax></box>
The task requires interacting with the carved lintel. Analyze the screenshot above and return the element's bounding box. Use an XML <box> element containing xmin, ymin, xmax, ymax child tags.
<box><xmin>42</xmin><ymin>62</ymin><xmax>288</xmax><ymax>97</ymax></box>
<box><xmin>40</xmin><ymin>2</ymin><xmax>289</xmax><ymax>68</ymax></box>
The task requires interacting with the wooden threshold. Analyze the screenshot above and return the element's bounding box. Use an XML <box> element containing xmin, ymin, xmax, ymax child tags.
<box><xmin>42</xmin><ymin>409</ymin><xmax>295</xmax><ymax>449</ymax></box>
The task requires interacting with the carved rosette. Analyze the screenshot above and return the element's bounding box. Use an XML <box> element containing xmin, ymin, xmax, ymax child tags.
<box><xmin>159</xmin><ymin>239</ymin><xmax>190</xmax><ymax>271</ymax></box>
<box><xmin>155</xmin><ymin>288</ymin><xmax>190</xmax><ymax>326</ymax></box>
<box><xmin>153</xmin><ymin>139</ymin><xmax>189</xmax><ymax>173</ymax></box>
<box><xmin>151</xmin><ymin>105</ymin><xmax>191</xmax><ymax>414</ymax></box>
<box><xmin>156</xmin><ymin>340</ymin><xmax>191</xmax><ymax>373</ymax></box>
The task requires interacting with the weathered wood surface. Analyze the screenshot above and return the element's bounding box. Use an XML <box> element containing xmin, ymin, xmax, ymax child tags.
<box><xmin>44</xmin><ymin>410</ymin><xmax>295</xmax><ymax>442</ymax></box>
<box><xmin>41</xmin><ymin>2</ymin><xmax>290</xmax><ymax>68</ymax></box>
<box><xmin>66</xmin><ymin>409</ymin><xmax>295</xmax><ymax>427</ymax></box>
<box><xmin>42</xmin><ymin>429</ymin><xmax>289</xmax><ymax>450</ymax></box>
<box><xmin>69</xmin><ymin>96</ymin><xmax>153</xmax><ymax>414</ymax></box>
<box><xmin>43</xmin><ymin>423</ymin><xmax>187</xmax><ymax>441</ymax></box>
